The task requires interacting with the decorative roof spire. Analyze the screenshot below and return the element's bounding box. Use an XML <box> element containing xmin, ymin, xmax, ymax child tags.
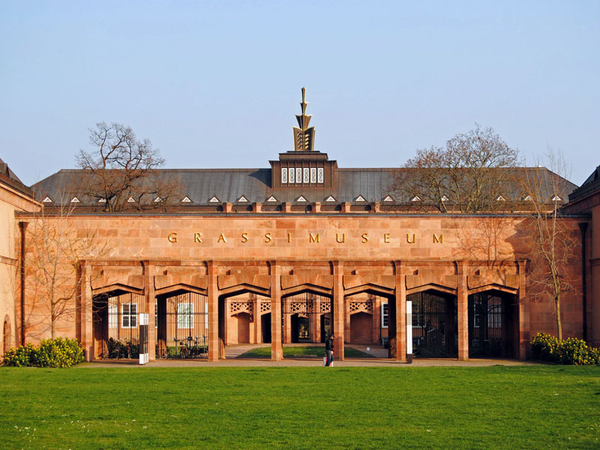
<box><xmin>293</xmin><ymin>87</ymin><xmax>315</xmax><ymax>151</ymax></box>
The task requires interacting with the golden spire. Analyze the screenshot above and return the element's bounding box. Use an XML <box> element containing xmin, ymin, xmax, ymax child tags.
<box><xmin>293</xmin><ymin>87</ymin><xmax>315</xmax><ymax>151</ymax></box>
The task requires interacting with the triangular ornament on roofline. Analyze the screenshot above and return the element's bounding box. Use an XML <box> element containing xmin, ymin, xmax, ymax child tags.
<box><xmin>411</xmin><ymin>196</ymin><xmax>421</xmax><ymax>202</ymax></box>
<box><xmin>127</xmin><ymin>196</ymin><xmax>136</xmax><ymax>203</ymax></box>
<box><xmin>237</xmin><ymin>195</ymin><xmax>249</xmax><ymax>203</ymax></box>
<box><xmin>325</xmin><ymin>195</ymin><xmax>336</xmax><ymax>202</ymax></box>
<box><xmin>496</xmin><ymin>195</ymin><xmax>506</xmax><ymax>202</ymax></box>
<box><xmin>154</xmin><ymin>196</ymin><xmax>163</xmax><ymax>203</ymax></box>
<box><xmin>208</xmin><ymin>196</ymin><xmax>220</xmax><ymax>203</ymax></box>
<box><xmin>266</xmin><ymin>195</ymin><xmax>278</xmax><ymax>203</ymax></box>
<box><xmin>98</xmin><ymin>198</ymin><xmax>106</xmax><ymax>203</ymax></box>
<box><xmin>551</xmin><ymin>195</ymin><xmax>562</xmax><ymax>202</ymax></box>
<box><xmin>296</xmin><ymin>195</ymin><xmax>307</xmax><ymax>203</ymax></box>
<box><xmin>181</xmin><ymin>196</ymin><xmax>193</xmax><ymax>203</ymax></box>
<box><xmin>71</xmin><ymin>197</ymin><xmax>80</xmax><ymax>203</ymax></box>
<box><xmin>355</xmin><ymin>195</ymin><xmax>367</xmax><ymax>202</ymax></box>
<box><xmin>383</xmin><ymin>195</ymin><xmax>394</xmax><ymax>202</ymax></box>
<box><xmin>43</xmin><ymin>196</ymin><xmax>53</xmax><ymax>203</ymax></box>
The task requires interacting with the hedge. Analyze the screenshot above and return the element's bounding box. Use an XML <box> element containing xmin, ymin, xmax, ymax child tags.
<box><xmin>2</xmin><ymin>338</ymin><xmax>84</xmax><ymax>368</ymax></box>
<box><xmin>530</xmin><ymin>333</ymin><xmax>600</xmax><ymax>365</ymax></box>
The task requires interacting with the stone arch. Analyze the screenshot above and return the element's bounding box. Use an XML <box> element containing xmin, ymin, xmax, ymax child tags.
<box><xmin>408</xmin><ymin>288</ymin><xmax>458</xmax><ymax>358</ymax></box>
<box><xmin>281</xmin><ymin>290</ymin><xmax>332</xmax><ymax>344</ymax></box>
<box><xmin>468</xmin><ymin>288</ymin><xmax>518</xmax><ymax>358</ymax></box>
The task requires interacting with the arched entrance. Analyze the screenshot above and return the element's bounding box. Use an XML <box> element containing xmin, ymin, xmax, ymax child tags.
<box><xmin>468</xmin><ymin>290</ymin><xmax>517</xmax><ymax>358</ymax></box>
<box><xmin>282</xmin><ymin>292</ymin><xmax>332</xmax><ymax>344</ymax></box>
<box><xmin>93</xmin><ymin>291</ymin><xmax>145</xmax><ymax>359</ymax></box>
<box><xmin>350</xmin><ymin>312</ymin><xmax>373</xmax><ymax>343</ymax></box>
<box><xmin>3</xmin><ymin>315</ymin><xmax>12</xmax><ymax>354</ymax></box>
<box><xmin>156</xmin><ymin>291</ymin><xmax>208</xmax><ymax>358</ymax></box>
<box><xmin>409</xmin><ymin>290</ymin><xmax>458</xmax><ymax>358</ymax></box>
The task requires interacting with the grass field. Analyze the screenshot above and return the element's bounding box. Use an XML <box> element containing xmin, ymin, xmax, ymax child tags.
<box><xmin>1</xmin><ymin>365</ymin><xmax>599</xmax><ymax>449</ymax></box>
<box><xmin>238</xmin><ymin>345</ymin><xmax>372</xmax><ymax>358</ymax></box>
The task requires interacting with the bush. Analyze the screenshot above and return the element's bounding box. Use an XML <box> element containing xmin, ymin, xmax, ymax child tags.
<box><xmin>2</xmin><ymin>343</ymin><xmax>38</xmax><ymax>367</ymax></box>
<box><xmin>530</xmin><ymin>333</ymin><xmax>600</xmax><ymax>365</ymax></box>
<box><xmin>37</xmin><ymin>338</ymin><xmax>84</xmax><ymax>368</ymax></box>
<box><xmin>2</xmin><ymin>338</ymin><xmax>84</xmax><ymax>368</ymax></box>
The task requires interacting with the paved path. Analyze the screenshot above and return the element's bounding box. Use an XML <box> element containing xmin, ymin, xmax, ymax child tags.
<box><xmin>88</xmin><ymin>343</ymin><xmax>536</xmax><ymax>367</ymax></box>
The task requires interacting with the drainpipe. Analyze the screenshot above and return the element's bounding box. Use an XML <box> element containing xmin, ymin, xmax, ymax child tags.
<box><xmin>579</xmin><ymin>223</ymin><xmax>588</xmax><ymax>342</ymax></box>
<box><xmin>18</xmin><ymin>221</ymin><xmax>28</xmax><ymax>345</ymax></box>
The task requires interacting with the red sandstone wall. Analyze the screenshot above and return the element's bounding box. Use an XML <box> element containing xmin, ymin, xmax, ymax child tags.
<box><xmin>19</xmin><ymin>213</ymin><xmax>585</xmax><ymax>345</ymax></box>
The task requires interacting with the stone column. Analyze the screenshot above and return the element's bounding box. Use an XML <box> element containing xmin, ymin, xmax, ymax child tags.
<box><xmin>372</xmin><ymin>296</ymin><xmax>381</xmax><ymax>344</ymax></box>
<box><xmin>457</xmin><ymin>261</ymin><xmax>469</xmax><ymax>361</ymax></box>
<box><xmin>142</xmin><ymin>260</ymin><xmax>156</xmax><ymax>361</ymax></box>
<box><xmin>283</xmin><ymin>297</ymin><xmax>291</xmax><ymax>343</ymax></box>
<box><xmin>517</xmin><ymin>260</ymin><xmax>529</xmax><ymax>360</ymax></box>
<box><xmin>270</xmin><ymin>261</ymin><xmax>283</xmax><ymax>360</ymax></box>
<box><xmin>207</xmin><ymin>261</ymin><xmax>219</xmax><ymax>361</ymax></box>
<box><xmin>344</xmin><ymin>299</ymin><xmax>351</xmax><ymax>342</ymax></box>
<box><xmin>393</xmin><ymin>261</ymin><xmax>406</xmax><ymax>362</ymax></box>
<box><xmin>254</xmin><ymin>295</ymin><xmax>262</xmax><ymax>345</ymax></box>
<box><xmin>313</xmin><ymin>296</ymin><xmax>321</xmax><ymax>342</ymax></box>
<box><xmin>78</xmin><ymin>261</ymin><xmax>94</xmax><ymax>361</ymax></box>
<box><xmin>333</xmin><ymin>261</ymin><xmax>345</xmax><ymax>360</ymax></box>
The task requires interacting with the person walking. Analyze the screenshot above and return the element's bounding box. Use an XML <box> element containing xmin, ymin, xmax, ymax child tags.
<box><xmin>325</xmin><ymin>334</ymin><xmax>335</xmax><ymax>367</ymax></box>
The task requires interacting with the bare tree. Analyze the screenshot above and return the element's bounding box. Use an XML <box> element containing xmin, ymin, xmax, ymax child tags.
<box><xmin>76</xmin><ymin>122</ymin><xmax>168</xmax><ymax>212</ymax></box>
<box><xmin>519</xmin><ymin>150</ymin><xmax>579</xmax><ymax>339</ymax></box>
<box><xmin>393</xmin><ymin>125</ymin><xmax>520</xmax><ymax>213</ymax></box>
<box><xmin>26</xmin><ymin>196</ymin><xmax>109</xmax><ymax>338</ymax></box>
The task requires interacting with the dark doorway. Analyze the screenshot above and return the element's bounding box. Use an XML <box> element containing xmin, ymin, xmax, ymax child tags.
<box><xmin>291</xmin><ymin>314</ymin><xmax>310</xmax><ymax>343</ymax></box>
<box><xmin>469</xmin><ymin>291</ymin><xmax>516</xmax><ymax>358</ymax></box>
<box><xmin>320</xmin><ymin>314</ymin><xmax>331</xmax><ymax>342</ymax></box>
<box><xmin>261</xmin><ymin>313</ymin><xmax>271</xmax><ymax>343</ymax></box>
<box><xmin>409</xmin><ymin>291</ymin><xmax>458</xmax><ymax>358</ymax></box>
<box><xmin>350</xmin><ymin>312</ymin><xmax>373</xmax><ymax>343</ymax></box>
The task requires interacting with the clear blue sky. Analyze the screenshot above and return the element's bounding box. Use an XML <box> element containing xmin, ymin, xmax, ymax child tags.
<box><xmin>1</xmin><ymin>1</ymin><xmax>599</xmax><ymax>186</ymax></box>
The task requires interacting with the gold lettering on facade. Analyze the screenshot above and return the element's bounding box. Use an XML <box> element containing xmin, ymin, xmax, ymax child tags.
<box><xmin>407</xmin><ymin>234</ymin><xmax>416</xmax><ymax>244</ymax></box>
<box><xmin>384</xmin><ymin>233</ymin><xmax>390</xmax><ymax>243</ymax></box>
<box><xmin>218</xmin><ymin>233</ymin><xmax>227</xmax><ymax>243</ymax></box>
<box><xmin>288</xmin><ymin>233</ymin><xmax>292</xmax><ymax>243</ymax></box>
<box><xmin>361</xmin><ymin>233</ymin><xmax>369</xmax><ymax>243</ymax></box>
<box><xmin>265</xmin><ymin>233</ymin><xmax>272</xmax><ymax>243</ymax></box>
<box><xmin>433</xmin><ymin>233</ymin><xmax>444</xmax><ymax>244</ymax></box>
<box><xmin>194</xmin><ymin>232</ymin><xmax>203</xmax><ymax>243</ymax></box>
<box><xmin>336</xmin><ymin>233</ymin><xmax>346</xmax><ymax>243</ymax></box>
<box><xmin>241</xmin><ymin>232</ymin><xmax>249</xmax><ymax>243</ymax></box>
<box><xmin>309</xmin><ymin>233</ymin><xmax>321</xmax><ymax>243</ymax></box>
<box><xmin>168</xmin><ymin>232</ymin><xmax>178</xmax><ymax>243</ymax></box>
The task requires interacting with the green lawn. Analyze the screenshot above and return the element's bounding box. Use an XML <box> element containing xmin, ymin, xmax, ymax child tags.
<box><xmin>1</xmin><ymin>365</ymin><xmax>599</xmax><ymax>449</ymax></box>
<box><xmin>238</xmin><ymin>345</ymin><xmax>373</xmax><ymax>358</ymax></box>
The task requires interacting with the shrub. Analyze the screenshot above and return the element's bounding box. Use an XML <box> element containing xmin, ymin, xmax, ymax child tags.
<box><xmin>37</xmin><ymin>338</ymin><xmax>84</xmax><ymax>368</ymax></box>
<box><xmin>530</xmin><ymin>333</ymin><xmax>600</xmax><ymax>365</ymax></box>
<box><xmin>2</xmin><ymin>338</ymin><xmax>84</xmax><ymax>368</ymax></box>
<box><xmin>2</xmin><ymin>343</ymin><xmax>38</xmax><ymax>367</ymax></box>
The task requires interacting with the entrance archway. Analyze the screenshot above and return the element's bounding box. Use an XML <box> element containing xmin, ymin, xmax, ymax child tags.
<box><xmin>156</xmin><ymin>291</ymin><xmax>208</xmax><ymax>358</ymax></box>
<box><xmin>350</xmin><ymin>312</ymin><xmax>373</xmax><ymax>343</ymax></box>
<box><xmin>282</xmin><ymin>292</ymin><xmax>332</xmax><ymax>344</ymax></box>
<box><xmin>261</xmin><ymin>313</ymin><xmax>271</xmax><ymax>343</ymax></box>
<box><xmin>468</xmin><ymin>290</ymin><xmax>517</xmax><ymax>358</ymax></box>
<box><xmin>232</xmin><ymin>312</ymin><xmax>251</xmax><ymax>344</ymax></box>
<box><xmin>408</xmin><ymin>290</ymin><xmax>458</xmax><ymax>358</ymax></box>
<box><xmin>92</xmin><ymin>291</ymin><xmax>145</xmax><ymax>359</ymax></box>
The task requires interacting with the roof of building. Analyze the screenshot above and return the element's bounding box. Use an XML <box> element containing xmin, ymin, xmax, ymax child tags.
<box><xmin>32</xmin><ymin>165</ymin><xmax>577</xmax><ymax>209</ymax></box>
<box><xmin>0</xmin><ymin>157</ymin><xmax>35</xmax><ymax>198</ymax></box>
<box><xmin>567</xmin><ymin>165</ymin><xmax>600</xmax><ymax>203</ymax></box>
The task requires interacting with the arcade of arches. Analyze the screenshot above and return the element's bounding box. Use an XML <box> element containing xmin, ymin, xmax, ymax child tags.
<box><xmin>82</xmin><ymin>257</ymin><xmax>529</xmax><ymax>362</ymax></box>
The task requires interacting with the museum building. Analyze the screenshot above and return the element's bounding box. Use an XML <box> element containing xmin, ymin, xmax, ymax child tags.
<box><xmin>3</xmin><ymin>91</ymin><xmax>600</xmax><ymax>363</ymax></box>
